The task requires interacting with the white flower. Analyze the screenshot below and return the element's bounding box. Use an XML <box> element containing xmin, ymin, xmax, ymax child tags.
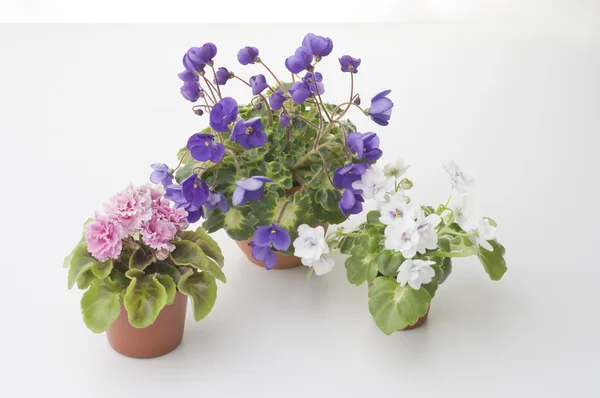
<box><xmin>293</xmin><ymin>224</ymin><xmax>329</xmax><ymax>264</ymax></box>
<box><xmin>351</xmin><ymin>166</ymin><xmax>394</xmax><ymax>201</ymax></box>
<box><xmin>397</xmin><ymin>259</ymin><xmax>436</xmax><ymax>290</ymax></box>
<box><xmin>384</xmin><ymin>158</ymin><xmax>410</xmax><ymax>179</ymax></box>
<box><xmin>302</xmin><ymin>255</ymin><xmax>335</xmax><ymax>276</ymax></box>
<box><xmin>443</xmin><ymin>160</ymin><xmax>474</xmax><ymax>193</ymax></box>
<box><xmin>379</xmin><ymin>193</ymin><xmax>415</xmax><ymax>226</ymax></box>
<box><xmin>384</xmin><ymin>221</ymin><xmax>420</xmax><ymax>258</ymax></box>
<box><xmin>469</xmin><ymin>218</ymin><xmax>497</xmax><ymax>251</ymax></box>
<box><xmin>450</xmin><ymin>193</ymin><xmax>479</xmax><ymax>231</ymax></box>
<box><xmin>415</xmin><ymin>210</ymin><xmax>442</xmax><ymax>254</ymax></box>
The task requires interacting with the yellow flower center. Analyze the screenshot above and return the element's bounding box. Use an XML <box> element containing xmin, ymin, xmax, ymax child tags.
<box><xmin>245</xmin><ymin>126</ymin><xmax>253</xmax><ymax>134</ymax></box>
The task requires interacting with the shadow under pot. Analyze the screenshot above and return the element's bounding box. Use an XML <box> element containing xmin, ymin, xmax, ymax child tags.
<box><xmin>106</xmin><ymin>292</ymin><xmax>188</xmax><ymax>358</ymax></box>
<box><xmin>367</xmin><ymin>283</ymin><xmax>430</xmax><ymax>330</ymax></box>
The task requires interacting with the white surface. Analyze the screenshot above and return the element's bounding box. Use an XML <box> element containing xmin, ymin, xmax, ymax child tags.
<box><xmin>1</xmin><ymin>23</ymin><xmax>599</xmax><ymax>397</ymax></box>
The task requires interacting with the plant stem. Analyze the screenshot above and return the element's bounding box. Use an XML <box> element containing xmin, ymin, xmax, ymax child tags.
<box><xmin>331</xmin><ymin>102</ymin><xmax>365</xmax><ymax>121</ymax></box>
<box><xmin>173</xmin><ymin>151</ymin><xmax>190</xmax><ymax>171</ymax></box>
<box><xmin>233</xmin><ymin>75</ymin><xmax>252</xmax><ymax>88</ymax></box>
<box><xmin>257</xmin><ymin>94</ymin><xmax>273</xmax><ymax>125</ymax></box>
<box><xmin>276</xmin><ymin>199</ymin><xmax>293</xmax><ymax>224</ymax></box>
<box><xmin>202</xmin><ymin>76</ymin><xmax>219</xmax><ymax>104</ymax></box>
<box><xmin>300</xmin><ymin>168</ymin><xmax>325</xmax><ymax>193</ymax></box>
<box><xmin>425</xmin><ymin>251</ymin><xmax>472</xmax><ymax>258</ymax></box>
<box><xmin>292</xmin><ymin>141</ymin><xmax>343</xmax><ymax>169</ymax></box>
<box><xmin>260</xmin><ymin>60</ymin><xmax>288</xmax><ymax>95</ymax></box>
<box><xmin>292</xmin><ymin>114</ymin><xmax>320</xmax><ymax>130</ymax></box>
<box><xmin>210</xmin><ymin>64</ymin><xmax>223</xmax><ymax>99</ymax></box>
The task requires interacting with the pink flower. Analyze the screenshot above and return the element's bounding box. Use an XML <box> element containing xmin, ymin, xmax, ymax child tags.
<box><xmin>140</xmin><ymin>183</ymin><xmax>165</xmax><ymax>202</ymax></box>
<box><xmin>105</xmin><ymin>184</ymin><xmax>153</xmax><ymax>234</ymax></box>
<box><xmin>85</xmin><ymin>216</ymin><xmax>124</xmax><ymax>262</ymax></box>
<box><xmin>140</xmin><ymin>197</ymin><xmax>189</xmax><ymax>252</ymax></box>
<box><xmin>140</xmin><ymin>217</ymin><xmax>178</xmax><ymax>251</ymax></box>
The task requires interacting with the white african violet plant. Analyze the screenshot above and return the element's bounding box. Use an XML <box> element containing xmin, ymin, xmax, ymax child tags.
<box><xmin>292</xmin><ymin>158</ymin><xmax>507</xmax><ymax>334</ymax></box>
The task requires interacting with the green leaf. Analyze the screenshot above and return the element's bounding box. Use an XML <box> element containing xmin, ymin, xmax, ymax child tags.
<box><xmin>177</xmin><ymin>271</ymin><xmax>217</xmax><ymax>321</ymax></box>
<box><xmin>80</xmin><ymin>278</ymin><xmax>121</xmax><ymax>333</ymax></box>
<box><xmin>171</xmin><ymin>240</ymin><xmax>226</xmax><ymax>283</ymax></box>
<box><xmin>129</xmin><ymin>248</ymin><xmax>154</xmax><ymax>270</ymax></box>
<box><xmin>192</xmin><ymin>227</ymin><xmax>224</xmax><ymax>267</ymax></box>
<box><xmin>437</xmin><ymin>236</ymin><xmax>452</xmax><ymax>253</ymax></box>
<box><xmin>125</xmin><ymin>268</ymin><xmax>146</xmax><ymax>279</ymax></box>
<box><xmin>91</xmin><ymin>259</ymin><xmax>113</xmax><ymax>279</ymax></box>
<box><xmin>203</xmin><ymin>206</ymin><xmax>255</xmax><ymax>241</ymax></box>
<box><xmin>421</xmin><ymin>261</ymin><xmax>441</xmax><ymax>299</ymax></box>
<box><xmin>477</xmin><ymin>240</ymin><xmax>507</xmax><ymax>281</ymax></box>
<box><xmin>373</xmin><ymin>250</ymin><xmax>404</xmax><ymax>278</ymax></box>
<box><xmin>67</xmin><ymin>243</ymin><xmax>96</xmax><ymax>290</ymax></box>
<box><xmin>439</xmin><ymin>257</ymin><xmax>452</xmax><ymax>283</ymax></box>
<box><xmin>368</xmin><ymin>277</ymin><xmax>432</xmax><ymax>335</ymax></box>
<box><xmin>156</xmin><ymin>262</ymin><xmax>182</xmax><ymax>285</ymax></box>
<box><xmin>156</xmin><ymin>274</ymin><xmax>177</xmax><ymax>305</ymax></box>
<box><xmin>123</xmin><ymin>275</ymin><xmax>168</xmax><ymax>328</ymax></box>
<box><xmin>344</xmin><ymin>236</ymin><xmax>380</xmax><ymax>286</ymax></box>
<box><xmin>366</xmin><ymin>210</ymin><xmax>382</xmax><ymax>226</ymax></box>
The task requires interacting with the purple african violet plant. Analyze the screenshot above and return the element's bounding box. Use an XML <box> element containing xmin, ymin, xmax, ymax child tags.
<box><xmin>152</xmin><ymin>34</ymin><xmax>395</xmax><ymax>270</ymax></box>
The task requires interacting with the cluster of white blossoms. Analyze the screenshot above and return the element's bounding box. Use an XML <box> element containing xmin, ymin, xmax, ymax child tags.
<box><xmin>293</xmin><ymin>224</ymin><xmax>335</xmax><ymax>275</ymax></box>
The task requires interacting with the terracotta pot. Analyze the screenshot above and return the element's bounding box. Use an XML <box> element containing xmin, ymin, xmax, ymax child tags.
<box><xmin>106</xmin><ymin>292</ymin><xmax>188</xmax><ymax>358</ymax></box>
<box><xmin>368</xmin><ymin>283</ymin><xmax>429</xmax><ymax>331</ymax></box>
<box><xmin>235</xmin><ymin>186</ymin><xmax>328</xmax><ymax>269</ymax></box>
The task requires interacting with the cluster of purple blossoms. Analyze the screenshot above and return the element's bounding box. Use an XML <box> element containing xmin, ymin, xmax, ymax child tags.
<box><xmin>162</xmin><ymin>34</ymin><xmax>396</xmax><ymax>269</ymax></box>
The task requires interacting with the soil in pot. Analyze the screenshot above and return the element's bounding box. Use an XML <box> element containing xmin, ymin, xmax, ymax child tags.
<box><xmin>106</xmin><ymin>291</ymin><xmax>188</xmax><ymax>358</ymax></box>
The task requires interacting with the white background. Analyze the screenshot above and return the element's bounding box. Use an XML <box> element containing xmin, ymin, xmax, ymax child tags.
<box><xmin>1</xmin><ymin>4</ymin><xmax>600</xmax><ymax>397</ymax></box>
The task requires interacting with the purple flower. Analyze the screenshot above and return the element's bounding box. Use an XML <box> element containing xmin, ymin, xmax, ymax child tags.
<box><xmin>193</xmin><ymin>108</ymin><xmax>204</xmax><ymax>116</ymax></box>
<box><xmin>237</xmin><ymin>46</ymin><xmax>260</xmax><ymax>65</ymax></box>
<box><xmin>230</xmin><ymin>118</ymin><xmax>267</xmax><ymax>150</ymax></box>
<box><xmin>252</xmin><ymin>223</ymin><xmax>291</xmax><ymax>251</ymax></box>
<box><xmin>339</xmin><ymin>189</ymin><xmax>364</xmax><ymax>217</ymax></box>
<box><xmin>280</xmin><ymin>114</ymin><xmax>291</xmax><ymax>127</ymax></box>
<box><xmin>187</xmin><ymin>133</ymin><xmax>225</xmax><ymax>163</ymax></box>
<box><xmin>339</xmin><ymin>55</ymin><xmax>361</xmax><ymax>73</ymax></box>
<box><xmin>333</xmin><ymin>163</ymin><xmax>370</xmax><ymax>190</ymax></box>
<box><xmin>205</xmin><ymin>191</ymin><xmax>230</xmax><ymax>213</ymax></box>
<box><xmin>187</xmin><ymin>43</ymin><xmax>217</xmax><ymax>67</ymax></box>
<box><xmin>347</xmin><ymin>132</ymin><xmax>383</xmax><ymax>162</ymax></box>
<box><xmin>353</xmin><ymin>95</ymin><xmax>361</xmax><ymax>105</ymax></box>
<box><xmin>302</xmin><ymin>33</ymin><xmax>333</xmax><ymax>58</ymax></box>
<box><xmin>209</xmin><ymin>97</ymin><xmax>238</xmax><ymax>132</ymax></box>
<box><xmin>269</xmin><ymin>89</ymin><xmax>286</xmax><ymax>110</ymax></box>
<box><xmin>178</xmin><ymin>70</ymin><xmax>198</xmax><ymax>82</ymax></box>
<box><xmin>368</xmin><ymin>90</ymin><xmax>393</xmax><ymax>126</ymax></box>
<box><xmin>289</xmin><ymin>81</ymin><xmax>312</xmax><ymax>104</ymax></box>
<box><xmin>165</xmin><ymin>184</ymin><xmax>206</xmax><ymax>223</ymax></box>
<box><xmin>181</xmin><ymin>174</ymin><xmax>210</xmax><ymax>207</ymax></box>
<box><xmin>249</xmin><ymin>242</ymin><xmax>277</xmax><ymax>270</ymax></box>
<box><xmin>214</xmin><ymin>67</ymin><xmax>231</xmax><ymax>85</ymax></box>
<box><xmin>150</xmin><ymin>163</ymin><xmax>173</xmax><ymax>186</ymax></box>
<box><xmin>232</xmin><ymin>176</ymin><xmax>272</xmax><ymax>206</ymax></box>
<box><xmin>180</xmin><ymin>82</ymin><xmax>202</xmax><ymax>102</ymax></box>
<box><xmin>249</xmin><ymin>74</ymin><xmax>269</xmax><ymax>96</ymax></box>
<box><xmin>285</xmin><ymin>46</ymin><xmax>313</xmax><ymax>74</ymax></box>
<box><xmin>302</xmin><ymin>72</ymin><xmax>324</xmax><ymax>95</ymax></box>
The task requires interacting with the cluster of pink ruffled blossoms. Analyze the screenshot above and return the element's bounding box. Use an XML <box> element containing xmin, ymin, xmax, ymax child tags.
<box><xmin>84</xmin><ymin>184</ymin><xmax>188</xmax><ymax>262</ymax></box>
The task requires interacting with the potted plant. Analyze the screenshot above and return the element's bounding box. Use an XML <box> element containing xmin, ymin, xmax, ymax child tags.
<box><xmin>157</xmin><ymin>33</ymin><xmax>394</xmax><ymax>269</ymax></box>
<box><xmin>289</xmin><ymin>159</ymin><xmax>508</xmax><ymax>334</ymax></box>
<box><xmin>64</xmin><ymin>183</ymin><xmax>225</xmax><ymax>358</ymax></box>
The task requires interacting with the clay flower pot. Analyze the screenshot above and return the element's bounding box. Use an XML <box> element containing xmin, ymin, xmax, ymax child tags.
<box><xmin>368</xmin><ymin>283</ymin><xmax>429</xmax><ymax>330</ymax></box>
<box><xmin>106</xmin><ymin>292</ymin><xmax>188</xmax><ymax>358</ymax></box>
<box><xmin>235</xmin><ymin>186</ymin><xmax>328</xmax><ymax>269</ymax></box>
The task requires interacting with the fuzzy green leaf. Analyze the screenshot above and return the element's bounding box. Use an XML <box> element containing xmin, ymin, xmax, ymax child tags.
<box><xmin>171</xmin><ymin>240</ymin><xmax>226</xmax><ymax>283</ymax></box>
<box><xmin>344</xmin><ymin>236</ymin><xmax>381</xmax><ymax>286</ymax></box>
<box><xmin>373</xmin><ymin>250</ymin><xmax>404</xmax><ymax>277</ymax></box>
<box><xmin>67</xmin><ymin>243</ymin><xmax>97</xmax><ymax>290</ymax></box>
<box><xmin>91</xmin><ymin>259</ymin><xmax>113</xmax><ymax>280</ymax></box>
<box><xmin>477</xmin><ymin>240</ymin><xmax>507</xmax><ymax>281</ymax></box>
<box><xmin>439</xmin><ymin>257</ymin><xmax>453</xmax><ymax>283</ymax></box>
<box><xmin>368</xmin><ymin>277</ymin><xmax>431</xmax><ymax>335</ymax></box>
<box><xmin>156</xmin><ymin>274</ymin><xmax>177</xmax><ymax>305</ymax></box>
<box><xmin>80</xmin><ymin>278</ymin><xmax>121</xmax><ymax>333</ymax></box>
<box><xmin>203</xmin><ymin>206</ymin><xmax>255</xmax><ymax>241</ymax></box>
<box><xmin>123</xmin><ymin>275</ymin><xmax>168</xmax><ymax>328</ymax></box>
<box><xmin>177</xmin><ymin>271</ymin><xmax>217</xmax><ymax>321</ymax></box>
<box><xmin>129</xmin><ymin>248</ymin><xmax>154</xmax><ymax>270</ymax></box>
<box><xmin>366</xmin><ymin>210</ymin><xmax>382</xmax><ymax>226</ymax></box>
<box><xmin>156</xmin><ymin>262</ymin><xmax>182</xmax><ymax>285</ymax></box>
